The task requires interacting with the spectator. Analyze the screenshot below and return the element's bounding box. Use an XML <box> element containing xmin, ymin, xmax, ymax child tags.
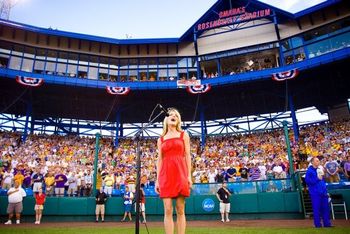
<box><xmin>54</xmin><ymin>168</ymin><xmax>67</xmax><ymax>197</ymax></box>
<box><xmin>249</xmin><ymin>164</ymin><xmax>261</xmax><ymax>181</ymax></box>
<box><xmin>207</xmin><ymin>167</ymin><xmax>217</xmax><ymax>183</ymax></box>
<box><xmin>121</xmin><ymin>186</ymin><xmax>133</xmax><ymax>222</ymax></box>
<box><xmin>32</xmin><ymin>168</ymin><xmax>44</xmax><ymax>193</ymax></box>
<box><xmin>0</xmin><ymin>167</ymin><xmax>3</xmax><ymax>188</ymax></box>
<box><xmin>126</xmin><ymin>173</ymin><xmax>136</xmax><ymax>194</ymax></box>
<box><xmin>84</xmin><ymin>170</ymin><xmax>93</xmax><ymax>196</ymax></box>
<box><xmin>344</xmin><ymin>155</ymin><xmax>350</xmax><ymax>181</ymax></box>
<box><xmin>239</xmin><ymin>164</ymin><xmax>249</xmax><ymax>181</ymax></box>
<box><xmin>103</xmin><ymin>171</ymin><xmax>115</xmax><ymax>197</ymax></box>
<box><xmin>4</xmin><ymin>181</ymin><xmax>26</xmax><ymax>224</ymax></box>
<box><xmin>225</xmin><ymin>166</ymin><xmax>237</xmax><ymax>182</ymax></box>
<box><xmin>3</xmin><ymin>168</ymin><xmax>13</xmax><ymax>190</ymax></box>
<box><xmin>22</xmin><ymin>171</ymin><xmax>32</xmax><ymax>189</ymax></box>
<box><xmin>216</xmin><ymin>182</ymin><xmax>231</xmax><ymax>222</ymax></box>
<box><xmin>67</xmin><ymin>171</ymin><xmax>78</xmax><ymax>196</ymax></box>
<box><xmin>305</xmin><ymin>157</ymin><xmax>332</xmax><ymax>228</ymax></box>
<box><xmin>266</xmin><ymin>165</ymin><xmax>274</xmax><ymax>180</ymax></box>
<box><xmin>215</xmin><ymin>169</ymin><xmax>225</xmax><ymax>183</ymax></box>
<box><xmin>45</xmin><ymin>172</ymin><xmax>55</xmax><ymax>196</ymax></box>
<box><xmin>95</xmin><ymin>187</ymin><xmax>108</xmax><ymax>222</ymax></box>
<box><xmin>273</xmin><ymin>160</ymin><xmax>286</xmax><ymax>179</ymax></box>
<box><xmin>13</xmin><ymin>170</ymin><xmax>24</xmax><ymax>187</ymax></box>
<box><xmin>258</xmin><ymin>162</ymin><xmax>267</xmax><ymax>180</ymax></box>
<box><xmin>324</xmin><ymin>155</ymin><xmax>340</xmax><ymax>183</ymax></box>
<box><xmin>138</xmin><ymin>184</ymin><xmax>147</xmax><ymax>223</ymax></box>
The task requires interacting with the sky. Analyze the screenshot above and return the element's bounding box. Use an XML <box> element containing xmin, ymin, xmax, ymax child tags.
<box><xmin>7</xmin><ymin>0</ymin><xmax>327</xmax><ymax>39</ymax></box>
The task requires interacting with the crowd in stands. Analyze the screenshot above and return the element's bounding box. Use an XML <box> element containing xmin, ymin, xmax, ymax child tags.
<box><xmin>0</xmin><ymin>120</ymin><xmax>349</xmax><ymax>197</ymax></box>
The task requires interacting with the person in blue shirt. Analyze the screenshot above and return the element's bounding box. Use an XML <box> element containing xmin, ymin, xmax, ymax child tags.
<box><xmin>121</xmin><ymin>186</ymin><xmax>133</xmax><ymax>222</ymax></box>
<box><xmin>225</xmin><ymin>166</ymin><xmax>237</xmax><ymax>182</ymax></box>
<box><xmin>305</xmin><ymin>157</ymin><xmax>332</xmax><ymax>228</ymax></box>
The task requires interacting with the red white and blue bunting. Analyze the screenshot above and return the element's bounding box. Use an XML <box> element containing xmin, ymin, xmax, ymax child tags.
<box><xmin>186</xmin><ymin>84</ymin><xmax>211</xmax><ymax>94</ymax></box>
<box><xmin>106</xmin><ymin>86</ymin><xmax>130</xmax><ymax>95</ymax></box>
<box><xmin>16</xmin><ymin>76</ymin><xmax>44</xmax><ymax>87</ymax></box>
<box><xmin>272</xmin><ymin>69</ymin><xmax>299</xmax><ymax>81</ymax></box>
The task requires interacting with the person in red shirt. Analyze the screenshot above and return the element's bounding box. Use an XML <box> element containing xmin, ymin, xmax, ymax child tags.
<box><xmin>139</xmin><ymin>184</ymin><xmax>146</xmax><ymax>223</ymax></box>
<box><xmin>34</xmin><ymin>187</ymin><xmax>46</xmax><ymax>224</ymax></box>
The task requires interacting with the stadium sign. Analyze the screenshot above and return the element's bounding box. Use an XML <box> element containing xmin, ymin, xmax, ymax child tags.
<box><xmin>202</xmin><ymin>198</ymin><xmax>215</xmax><ymax>212</ymax></box>
<box><xmin>197</xmin><ymin>6</ymin><xmax>271</xmax><ymax>31</ymax></box>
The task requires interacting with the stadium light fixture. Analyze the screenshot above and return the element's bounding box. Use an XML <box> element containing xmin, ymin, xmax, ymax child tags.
<box><xmin>0</xmin><ymin>0</ymin><xmax>23</xmax><ymax>20</ymax></box>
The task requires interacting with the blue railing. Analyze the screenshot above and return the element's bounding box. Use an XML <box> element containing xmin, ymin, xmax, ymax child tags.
<box><xmin>1</xmin><ymin>46</ymin><xmax>350</xmax><ymax>90</ymax></box>
<box><xmin>1</xmin><ymin>178</ymin><xmax>348</xmax><ymax>197</ymax></box>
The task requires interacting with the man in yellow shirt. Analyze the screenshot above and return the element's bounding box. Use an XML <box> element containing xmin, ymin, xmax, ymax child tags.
<box><xmin>14</xmin><ymin>171</ymin><xmax>24</xmax><ymax>186</ymax></box>
<box><xmin>45</xmin><ymin>172</ymin><xmax>55</xmax><ymax>196</ymax></box>
<box><xmin>103</xmin><ymin>172</ymin><xmax>115</xmax><ymax>197</ymax></box>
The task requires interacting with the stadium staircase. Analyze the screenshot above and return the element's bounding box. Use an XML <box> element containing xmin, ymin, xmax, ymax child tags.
<box><xmin>301</xmin><ymin>190</ymin><xmax>313</xmax><ymax>218</ymax></box>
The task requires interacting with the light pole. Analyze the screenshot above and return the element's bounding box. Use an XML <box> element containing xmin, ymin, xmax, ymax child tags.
<box><xmin>0</xmin><ymin>0</ymin><xmax>19</xmax><ymax>20</ymax></box>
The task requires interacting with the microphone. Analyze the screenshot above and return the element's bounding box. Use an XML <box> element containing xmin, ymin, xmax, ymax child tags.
<box><xmin>159</xmin><ymin>104</ymin><xmax>169</xmax><ymax>116</ymax></box>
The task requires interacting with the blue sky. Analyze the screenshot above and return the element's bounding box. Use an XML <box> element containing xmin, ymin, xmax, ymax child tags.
<box><xmin>8</xmin><ymin>0</ymin><xmax>326</xmax><ymax>39</ymax></box>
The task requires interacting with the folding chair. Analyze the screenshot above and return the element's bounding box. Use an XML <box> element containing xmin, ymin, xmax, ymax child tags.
<box><xmin>330</xmin><ymin>194</ymin><xmax>348</xmax><ymax>220</ymax></box>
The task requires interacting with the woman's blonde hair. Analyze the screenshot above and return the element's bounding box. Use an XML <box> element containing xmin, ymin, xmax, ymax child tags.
<box><xmin>161</xmin><ymin>108</ymin><xmax>182</xmax><ymax>136</ymax></box>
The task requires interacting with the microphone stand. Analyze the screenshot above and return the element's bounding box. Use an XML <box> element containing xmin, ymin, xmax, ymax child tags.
<box><xmin>132</xmin><ymin>109</ymin><xmax>165</xmax><ymax>234</ymax></box>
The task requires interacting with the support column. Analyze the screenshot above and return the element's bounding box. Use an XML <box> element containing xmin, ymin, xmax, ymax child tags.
<box><xmin>200</xmin><ymin>106</ymin><xmax>207</xmax><ymax>149</ymax></box>
<box><xmin>216</xmin><ymin>58</ymin><xmax>221</xmax><ymax>76</ymax></box>
<box><xmin>273</xmin><ymin>10</ymin><xmax>284</xmax><ymax>66</ymax></box>
<box><xmin>114</xmin><ymin>109</ymin><xmax>121</xmax><ymax>147</ymax></box>
<box><xmin>92</xmin><ymin>133</ymin><xmax>101</xmax><ymax>196</ymax></box>
<box><xmin>283</xmin><ymin>121</ymin><xmax>296</xmax><ymax>191</ymax></box>
<box><xmin>193</xmin><ymin>30</ymin><xmax>201</xmax><ymax>79</ymax></box>
<box><xmin>289</xmin><ymin>93</ymin><xmax>299</xmax><ymax>142</ymax></box>
<box><xmin>30</xmin><ymin>114</ymin><xmax>35</xmax><ymax>134</ymax></box>
<box><xmin>22</xmin><ymin>100</ymin><xmax>32</xmax><ymax>142</ymax></box>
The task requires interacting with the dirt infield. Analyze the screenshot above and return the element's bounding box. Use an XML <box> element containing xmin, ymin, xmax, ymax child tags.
<box><xmin>4</xmin><ymin>219</ymin><xmax>350</xmax><ymax>228</ymax></box>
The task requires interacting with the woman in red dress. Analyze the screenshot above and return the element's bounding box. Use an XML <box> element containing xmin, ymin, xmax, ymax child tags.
<box><xmin>155</xmin><ymin>108</ymin><xmax>192</xmax><ymax>234</ymax></box>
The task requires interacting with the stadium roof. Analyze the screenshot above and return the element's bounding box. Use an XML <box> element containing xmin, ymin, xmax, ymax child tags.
<box><xmin>0</xmin><ymin>0</ymin><xmax>343</xmax><ymax>44</ymax></box>
<box><xmin>180</xmin><ymin>0</ymin><xmax>342</xmax><ymax>40</ymax></box>
<box><xmin>1</xmin><ymin>57</ymin><xmax>349</xmax><ymax>123</ymax></box>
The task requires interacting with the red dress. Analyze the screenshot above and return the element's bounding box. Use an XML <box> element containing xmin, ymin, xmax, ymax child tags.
<box><xmin>159</xmin><ymin>131</ymin><xmax>190</xmax><ymax>198</ymax></box>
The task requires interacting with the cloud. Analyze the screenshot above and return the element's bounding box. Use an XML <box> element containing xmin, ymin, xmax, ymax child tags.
<box><xmin>258</xmin><ymin>0</ymin><xmax>326</xmax><ymax>13</ymax></box>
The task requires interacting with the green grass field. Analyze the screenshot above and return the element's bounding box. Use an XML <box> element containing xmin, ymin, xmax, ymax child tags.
<box><xmin>1</xmin><ymin>226</ymin><xmax>350</xmax><ymax>234</ymax></box>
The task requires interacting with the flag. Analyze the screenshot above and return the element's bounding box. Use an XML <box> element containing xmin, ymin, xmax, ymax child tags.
<box><xmin>106</xmin><ymin>86</ymin><xmax>130</xmax><ymax>95</ymax></box>
<box><xmin>186</xmin><ymin>84</ymin><xmax>211</xmax><ymax>94</ymax></box>
<box><xmin>16</xmin><ymin>76</ymin><xmax>44</xmax><ymax>87</ymax></box>
<box><xmin>272</xmin><ymin>69</ymin><xmax>299</xmax><ymax>81</ymax></box>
